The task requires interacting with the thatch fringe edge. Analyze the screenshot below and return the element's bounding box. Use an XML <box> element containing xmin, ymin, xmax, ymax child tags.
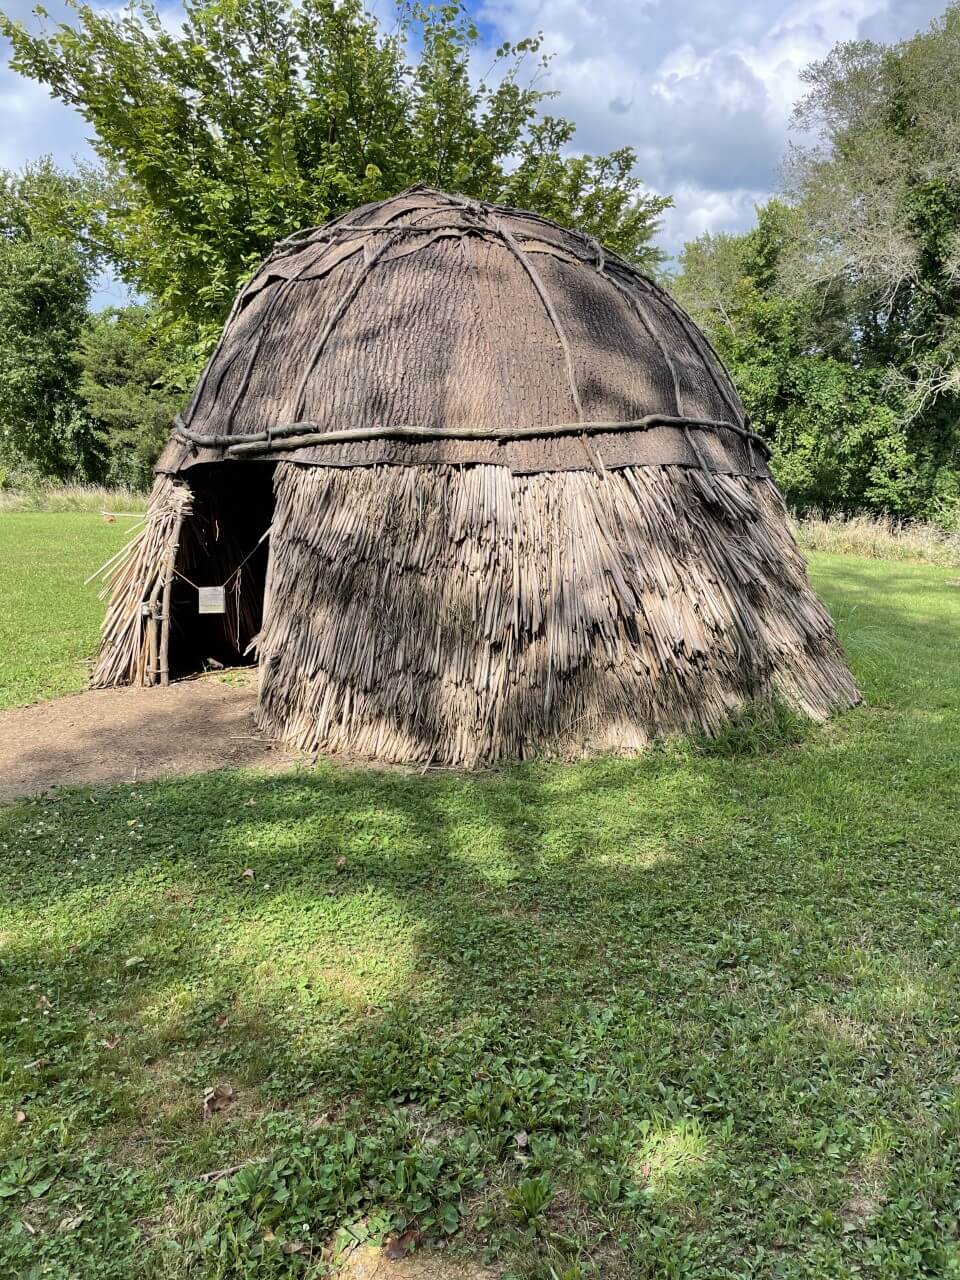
<box><xmin>253</xmin><ymin>460</ymin><xmax>859</xmax><ymax>766</ymax></box>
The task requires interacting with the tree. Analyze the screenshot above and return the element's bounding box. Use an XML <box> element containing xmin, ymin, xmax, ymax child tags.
<box><xmin>0</xmin><ymin>162</ymin><xmax>96</xmax><ymax>478</ymax></box>
<box><xmin>78</xmin><ymin>305</ymin><xmax>192</xmax><ymax>487</ymax></box>
<box><xmin>0</xmin><ymin>157</ymin><xmax>103</xmax><ymax>275</ymax></box>
<box><xmin>0</xmin><ymin>234</ymin><xmax>92</xmax><ymax>476</ymax></box>
<box><xmin>1</xmin><ymin>0</ymin><xmax>671</xmax><ymax>345</ymax></box>
<box><xmin>782</xmin><ymin>6</ymin><xmax>960</xmax><ymax>517</ymax></box>
<box><xmin>674</xmin><ymin>202</ymin><xmax>918</xmax><ymax>514</ymax></box>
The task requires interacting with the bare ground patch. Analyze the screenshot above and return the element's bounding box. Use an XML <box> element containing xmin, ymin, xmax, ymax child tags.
<box><xmin>0</xmin><ymin>671</ymin><xmax>299</xmax><ymax>801</ymax></box>
<box><xmin>338</xmin><ymin>1244</ymin><xmax>498</xmax><ymax>1279</ymax></box>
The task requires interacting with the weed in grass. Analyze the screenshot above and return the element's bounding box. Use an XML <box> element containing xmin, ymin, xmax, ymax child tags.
<box><xmin>691</xmin><ymin>698</ymin><xmax>809</xmax><ymax>758</ymax></box>
<box><xmin>506</xmin><ymin>1175</ymin><xmax>555</xmax><ymax>1228</ymax></box>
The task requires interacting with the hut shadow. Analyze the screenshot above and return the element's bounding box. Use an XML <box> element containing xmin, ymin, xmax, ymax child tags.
<box><xmin>3</xmin><ymin>710</ymin><xmax>958</xmax><ymax>1263</ymax></box>
<box><xmin>0</xmin><ymin>749</ymin><xmax>836</xmax><ymax>1072</ymax></box>
<box><xmin>0</xmin><ymin>757</ymin><xmax>723</xmax><ymax>1119</ymax></box>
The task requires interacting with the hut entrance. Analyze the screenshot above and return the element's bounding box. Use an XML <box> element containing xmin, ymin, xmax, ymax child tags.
<box><xmin>167</xmin><ymin>462</ymin><xmax>276</xmax><ymax>680</ymax></box>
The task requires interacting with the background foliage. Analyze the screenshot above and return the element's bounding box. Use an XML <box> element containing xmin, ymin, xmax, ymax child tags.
<box><xmin>674</xmin><ymin>8</ymin><xmax>960</xmax><ymax>525</ymax></box>
<box><xmin>78</xmin><ymin>306</ymin><xmax>192</xmax><ymax>488</ymax></box>
<box><xmin>0</xmin><ymin>0</ymin><xmax>957</xmax><ymax>523</ymax></box>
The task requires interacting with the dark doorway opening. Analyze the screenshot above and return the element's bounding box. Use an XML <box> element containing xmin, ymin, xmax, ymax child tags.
<box><xmin>168</xmin><ymin>461</ymin><xmax>276</xmax><ymax>679</ymax></box>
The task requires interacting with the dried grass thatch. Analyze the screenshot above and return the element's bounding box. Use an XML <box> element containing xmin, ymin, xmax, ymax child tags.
<box><xmin>253</xmin><ymin>461</ymin><xmax>857</xmax><ymax>765</ymax></box>
<box><xmin>94</xmin><ymin>186</ymin><xmax>860</xmax><ymax>764</ymax></box>
<box><xmin>92</xmin><ymin>475</ymin><xmax>191</xmax><ymax>688</ymax></box>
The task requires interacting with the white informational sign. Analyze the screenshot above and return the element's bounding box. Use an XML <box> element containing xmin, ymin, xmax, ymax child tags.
<box><xmin>198</xmin><ymin>585</ymin><xmax>226</xmax><ymax>615</ymax></box>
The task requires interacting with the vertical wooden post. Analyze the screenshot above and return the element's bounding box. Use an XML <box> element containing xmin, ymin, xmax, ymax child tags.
<box><xmin>254</xmin><ymin>524</ymin><xmax>275</xmax><ymax>698</ymax></box>
<box><xmin>146</xmin><ymin>608</ymin><xmax>159</xmax><ymax>686</ymax></box>
<box><xmin>145</xmin><ymin>576</ymin><xmax>164</xmax><ymax>686</ymax></box>
<box><xmin>158</xmin><ymin>507</ymin><xmax>187</xmax><ymax>688</ymax></box>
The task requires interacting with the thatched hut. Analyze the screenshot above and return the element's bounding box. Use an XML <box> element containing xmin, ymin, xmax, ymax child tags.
<box><xmin>94</xmin><ymin>186</ymin><xmax>859</xmax><ymax>765</ymax></box>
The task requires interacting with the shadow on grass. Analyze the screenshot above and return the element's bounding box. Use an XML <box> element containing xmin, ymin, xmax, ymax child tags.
<box><xmin>0</xmin><ymin>557</ymin><xmax>958</xmax><ymax>1275</ymax></box>
<box><xmin>1</xmin><ymin>711</ymin><xmax>960</xmax><ymax>1275</ymax></box>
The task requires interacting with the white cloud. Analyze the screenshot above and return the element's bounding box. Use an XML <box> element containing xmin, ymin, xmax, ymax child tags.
<box><xmin>477</xmin><ymin>0</ymin><xmax>946</xmax><ymax>253</ymax></box>
<box><xmin>0</xmin><ymin>0</ymin><xmax>948</xmax><ymax>267</ymax></box>
<box><xmin>660</xmin><ymin>184</ymin><xmax>770</xmax><ymax>256</ymax></box>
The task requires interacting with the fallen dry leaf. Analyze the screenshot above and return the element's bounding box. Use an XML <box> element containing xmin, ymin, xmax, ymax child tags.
<box><xmin>124</xmin><ymin>956</ymin><xmax>145</xmax><ymax>968</ymax></box>
<box><xmin>263</xmin><ymin>1229</ymin><xmax>276</xmax><ymax>1242</ymax></box>
<box><xmin>103</xmin><ymin>1034</ymin><xmax>121</xmax><ymax>1051</ymax></box>
<box><xmin>15</xmin><ymin>1110</ymin><xmax>26</xmax><ymax>1125</ymax></box>
<box><xmin>282</xmin><ymin>1241</ymin><xmax>306</xmax><ymax>1255</ymax></box>
<box><xmin>383</xmin><ymin>1228</ymin><xmax>423</xmax><ymax>1260</ymax></box>
<box><xmin>199</xmin><ymin>1161</ymin><xmax>250</xmax><ymax>1185</ymax></box>
<box><xmin>58</xmin><ymin>1215</ymin><xmax>85</xmax><ymax>1233</ymax></box>
<box><xmin>202</xmin><ymin>1083</ymin><xmax>237</xmax><ymax>1121</ymax></box>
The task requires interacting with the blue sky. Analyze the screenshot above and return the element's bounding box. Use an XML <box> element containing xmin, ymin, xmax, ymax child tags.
<box><xmin>469</xmin><ymin>0</ymin><xmax>945</xmax><ymax>252</ymax></box>
<box><xmin>0</xmin><ymin>0</ymin><xmax>947</xmax><ymax>293</ymax></box>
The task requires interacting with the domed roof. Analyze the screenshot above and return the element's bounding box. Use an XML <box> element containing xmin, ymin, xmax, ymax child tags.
<box><xmin>162</xmin><ymin>186</ymin><xmax>765</xmax><ymax>477</ymax></box>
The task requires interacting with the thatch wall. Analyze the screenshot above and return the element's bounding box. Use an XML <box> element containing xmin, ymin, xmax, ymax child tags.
<box><xmin>254</xmin><ymin>461</ymin><xmax>858</xmax><ymax>766</ymax></box>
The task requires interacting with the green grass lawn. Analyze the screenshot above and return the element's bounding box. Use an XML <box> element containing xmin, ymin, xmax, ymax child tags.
<box><xmin>0</xmin><ymin>513</ymin><xmax>137</xmax><ymax>709</ymax></box>
<box><xmin>0</xmin><ymin>520</ymin><xmax>959</xmax><ymax>1278</ymax></box>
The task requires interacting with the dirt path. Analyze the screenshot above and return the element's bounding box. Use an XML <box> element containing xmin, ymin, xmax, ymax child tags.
<box><xmin>0</xmin><ymin>671</ymin><xmax>297</xmax><ymax>802</ymax></box>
